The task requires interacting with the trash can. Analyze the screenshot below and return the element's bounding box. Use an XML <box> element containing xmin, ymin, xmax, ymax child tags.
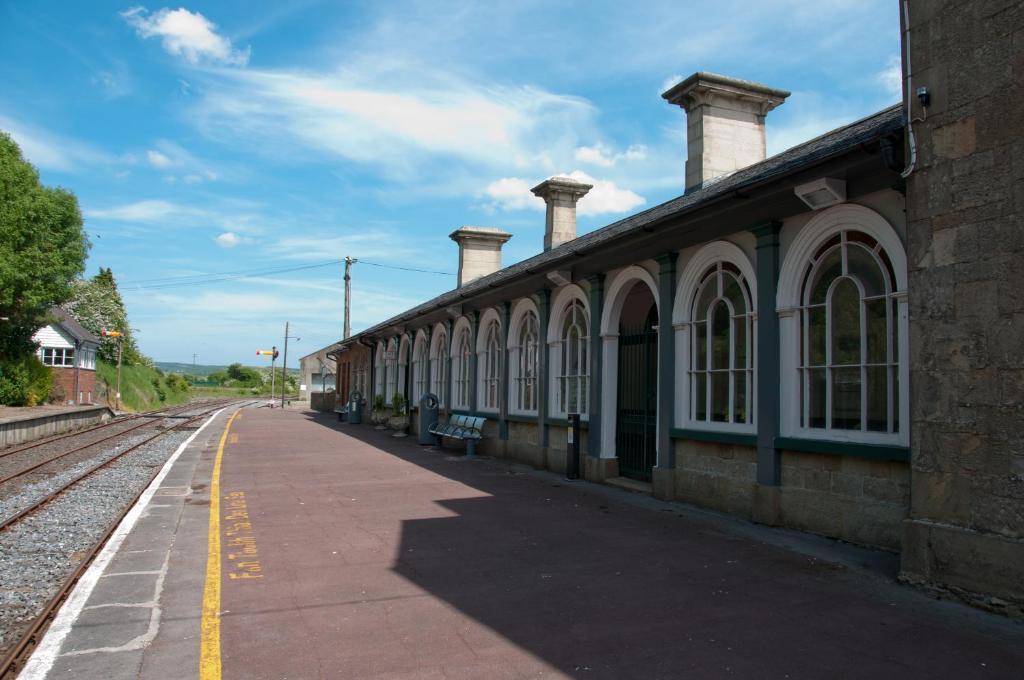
<box><xmin>418</xmin><ymin>393</ymin><xmax>439</xmax><ymax>445</ymax></box>
<box><xmin>347</xmin><ymin>390</ymin><xmax>363</xmax><ymax>425</ymax></box>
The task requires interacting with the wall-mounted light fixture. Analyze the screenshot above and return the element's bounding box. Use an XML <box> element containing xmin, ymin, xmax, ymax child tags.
<box><xmin>794</xmin><ymin>177</ymin><xmax>847</xmax><ymax>210</ymax></box>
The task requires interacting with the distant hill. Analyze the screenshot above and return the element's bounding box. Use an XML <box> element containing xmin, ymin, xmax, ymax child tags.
<box><xmin>155</xmin><ymin>361</ymin><xmax>300</xmax><ymax>376</ymax></box>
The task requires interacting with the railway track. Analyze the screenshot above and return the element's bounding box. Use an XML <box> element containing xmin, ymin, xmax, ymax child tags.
<box><xmin>0</xmin><ymin>399</ymin><xmax>251</xmax><ymax>679</ymax></box>
<box><xmin>0</xmin><ymin>402</ymin><xmax>207</xmax><ymax>489</ymax></box>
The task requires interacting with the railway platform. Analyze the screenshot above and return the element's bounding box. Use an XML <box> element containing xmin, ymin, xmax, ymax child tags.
<box><xmin>19</xmin><ymin>404</ymin><xmax>1024</xmax><ymax>679</ymax></box>
<box><xmin>0</xmin><ymin>404</ymin><xmax>113</xmax><ymax>448</ymax></box>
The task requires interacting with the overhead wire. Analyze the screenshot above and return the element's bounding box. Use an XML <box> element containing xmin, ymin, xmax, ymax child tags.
<box><xmin>121</xmin><ymin>258</ymin><xmax>454</xmax><ymax>291</ymax></box>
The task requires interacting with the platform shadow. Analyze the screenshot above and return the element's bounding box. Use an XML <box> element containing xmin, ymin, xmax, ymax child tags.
<box><xmin>296</xmin><ymin>409</ymin><xmax>1024</xmax><ymax>680</ymax></box>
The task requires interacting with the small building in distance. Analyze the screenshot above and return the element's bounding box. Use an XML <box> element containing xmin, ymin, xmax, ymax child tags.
<box><xmin>299</xmin><ymin>344</ymin><xmax>339</xmax><ymax>408</ymax></box>
<box><xmin>32</xmin><ymin>307</ymin><xmax>100</xmax><ymax>405</ymax></box>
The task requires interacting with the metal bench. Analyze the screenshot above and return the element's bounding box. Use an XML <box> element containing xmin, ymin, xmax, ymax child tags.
<box><xmin>427</xmin><ymin>414</ymin><xmax>486</xmax><ymax>457</ymax></box>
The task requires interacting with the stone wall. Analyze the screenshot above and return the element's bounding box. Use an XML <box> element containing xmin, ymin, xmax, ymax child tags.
<box><xmin>779</xmin><ymin>453</ymin><xmax>908</xmax><ymax>551</ymax></box>
<box><xmin>671</xmin><ymin>440</ymin><xmax>908</xmax><ymax>550</ymax></box>
<box><xmin>902</xmin><ymin>0</ymin><xmax>1024</xmax><ymax>610</ymax></box>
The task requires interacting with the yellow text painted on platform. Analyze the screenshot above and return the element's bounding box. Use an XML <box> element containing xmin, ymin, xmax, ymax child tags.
<box><xmin>223</xmin><ymin>490</ymin><xmax>264</xmax><ymax>580</ymax></box>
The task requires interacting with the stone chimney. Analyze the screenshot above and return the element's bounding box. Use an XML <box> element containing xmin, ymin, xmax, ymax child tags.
<box><xmin>662</xmin><ymin>72</ymin><xmax>789</xmax><ymax>193</ymax></box>
<box><xmin>531</xmin><ymin>177</ymin><xmax>593</xmax><ymax>251</ymax></box>
<box><xmin>449</xmin><ymin>226</ymin><xmax>512</xmax><ymax>287</ymax></box>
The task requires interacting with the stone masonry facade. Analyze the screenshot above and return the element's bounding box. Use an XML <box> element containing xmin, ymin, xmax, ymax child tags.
<box><xmin>901</xmin><ymin>0</ymin><xmax>1024</xmax><ymax>612</ymax></box>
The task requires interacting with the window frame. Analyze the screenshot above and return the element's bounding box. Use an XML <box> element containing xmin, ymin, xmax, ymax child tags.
<box><xmin>551</xmin><ymin>297</ymin><xmax>590</xmax><ymax>419</ymax></box>
<box><xmin>451</xmin><ymin>325</ymin><xmax>473</xmax><ymax>410</ymax></box>
<box><xmin>777</xmin><ymin>204</ymin><xmax>909</xmax><ymax>447</ymax></box>
<box><xmin>477</xmin><ymin>317</ymin><xmax>502</xmax><ymax>413</ymax></box>
<box><xmin>509</xmin><ymin>306</ymin><xmax>539</xmax><ymax>415</ymax></box>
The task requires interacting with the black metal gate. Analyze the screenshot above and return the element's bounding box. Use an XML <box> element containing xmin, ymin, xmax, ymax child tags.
<box><xmin>616</xmin><ymin>308</ymin><xmax>657</xmax><ymax>481</ymax></box>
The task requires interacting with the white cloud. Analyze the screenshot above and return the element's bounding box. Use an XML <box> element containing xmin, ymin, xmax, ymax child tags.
<box><xmin>482</xmin><ymin>178</ymin><xmax>543</xmax><ymax>211</ymax></box>
<box><xmin>122</xmin><ymin>7</ymin><xmax>250</xmax><ymax>66</ymax></box>
<box><xmin>85</xmin><ymin>200</ymin><xmax>198</xmax><ymax>222</ymax></box>
<box><xmin>482</xmin><ymin>171</ymin><xmax>644</xmax><ymax>216</ymax></box>
<box><xmin>574</xmin><ymin>143</ymin><xmax>647</xmax><ymax>168</ymax></box>
<box><xmin>660</xmin><ymin>73</ymin><xmax>683</xmax><ymax>95</ymax></box>
<box><xmin>214</xmin><ymin>231</ymin><xmax>254</xmax><ymax>248</ymax></box>
<box><xmin>877</xmin><ymin>55</ymin><xmax>903</xmax><ymax>101</ymax></box>
<box><xmin>190</xmin><ymin>61</ymin><xmax>595</xmax><ymax>179</ymax></box>
<box><xmin>0</xmin><ymin>116</ymin><xmax>113</xmax><ymax>172</ymax></box>
<box><xmin>566</xmin><ymin>170</ymin><xmax>645</xmax><ymax>216</ymax></box>
<box><xmin>146</xmin><ymin>149</ymin><xmax>175</xmax><ymax>168</ymax></box>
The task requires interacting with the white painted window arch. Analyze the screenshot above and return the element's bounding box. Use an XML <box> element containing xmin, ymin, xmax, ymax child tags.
<box><xmin>476</xmin><ymin>309</ymin><xmax>502</xmax><ymax>412</ymax></box>
<box><xmin>411</xmin><ymin>330</ymin><xmax>429</xmax><ymax>405</ymax></box>
<box><xmin>384</xmin><ymin>338</ymin><xmax>399</xmax><ymax>402</ymax></box>
<box><xmin>508</xmin><ymin>299</ymin><xmax>540</xmax><ymax>414</ymax></box>
<box><xmin>548</xmin><ymin>287</ymin><xmax>591</xmax><ymax>418</ymax></box>
<box><xmin>450</xmin><ymin>318</ymin><xmax>473</xmax><ymax>410</ymax></box>
<box><xmin>674</xmin><ymin>241</ymin><xmax>757</xmax><ymax>433</ymax></box>
<box><xmin>429</xmin><ymin>323</ymin><xmax>448</xmax><ymax>407</ymax></box>
<box><xmin>374</xmin><ymin>342</ymin><xmax>386</xmax><ymax>399</ymax></box>
<box><xmin>777</xmin><ymin>204</ymin><xmax>909</xmax><ymax>446</ymax></box>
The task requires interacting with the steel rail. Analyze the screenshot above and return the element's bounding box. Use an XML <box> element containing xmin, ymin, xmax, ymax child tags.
<box><xmin>0</xmin><ymin>400</ymin><xmax>252</xmax><ymax>679</ymax></box>
<box><xmin>0</xmin><ymin>401</ymin><xmax>230</xmax><ymax>487</ymax></box>
<box><xmin>0</xmin><ymin>400</ymin><xmax>221</xmax><ymax>461</ymax></box>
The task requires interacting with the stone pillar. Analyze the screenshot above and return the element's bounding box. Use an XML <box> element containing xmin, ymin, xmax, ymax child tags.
<box><xmin>653</xmin><ymin>253</ymin><xmax>677</xmax><ymax>500</ymax></box>
<box><xmin>498</xmin><ymin>301</ymin><xmax>511</xmax><ymax>441</ymax></box>
<box><xmin>531</xmin><ymin>177</ymin><xmax>593</xmax><ymax>251</ymax></box>
<box><xmin>900</xmin><ymin>0</ymin><xmax>1024</xmax><ymax>610</ymax></box>
<box><xmin>450</xmin><ymin>227</ymin><xmax>512</xmax><ymax>287</ymax></box>
<box><xmin>751</xmin><ymin>222</ymin><xmax>782</xmax><ymax>524</ymax></box>
<box><xmin>662</xmin><ymin>72</ymin><xmax>789</xmax><ymax>193</ymax></box>
<box><xmin>585</xmin><ymin>274</ymin><xmax>608</xmax><ymax>479</ymax></box>
<box><xmin>537</xmin><ymin>289</ymin><xmax>551</xmax><ymax>448</ymax></box>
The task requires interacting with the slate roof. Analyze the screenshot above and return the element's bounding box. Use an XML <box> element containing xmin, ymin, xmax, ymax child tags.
<box><xmin>345</xmin><ymin>104</ymin><xmax>904</xmax><ymax>344</ymax></box>
<box><xmin>49</xmin><ymin>307</ymin><xmax>101</xmax><ymax>345</ymax></box>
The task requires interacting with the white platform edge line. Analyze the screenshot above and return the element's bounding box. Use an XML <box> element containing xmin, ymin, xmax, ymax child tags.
<box><xmin>19</xmin><ymin>406</ymin><xmax>229</xmax><ymax>679</ymax></box>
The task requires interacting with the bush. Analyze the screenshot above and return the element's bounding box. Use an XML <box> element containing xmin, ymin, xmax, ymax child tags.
<box><xmin>0</xmin><ymin>354</ymin><xmax>53</xmax><ymax>406</ymax></box>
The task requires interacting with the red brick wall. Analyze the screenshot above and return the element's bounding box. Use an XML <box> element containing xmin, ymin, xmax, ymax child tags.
<box><xmin>50</xmin><ymin>367</ymin><xmax>96</xmax><ymax>405</ymax></box>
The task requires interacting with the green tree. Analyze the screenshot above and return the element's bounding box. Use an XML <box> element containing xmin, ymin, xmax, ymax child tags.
<box><xmin>0</xmin><ymin>131</ymin><xmax>90</xmax><ymax>360</ymax></box>
<box><xmin>67</xmin><ymin>267</ymin><xmax>148</xmax><ymax>366</ymax></box>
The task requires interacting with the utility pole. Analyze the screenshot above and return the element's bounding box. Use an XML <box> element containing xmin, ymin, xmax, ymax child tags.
<box><xmin>282</xmin><ymin>322</ymin><xmax>289</xmax><ymax>409</ymax></box>
<box><xmin>281</xmin><ymin>323</ymin><xmax>300</xmax><ymax>408</ymax></box>
<box><xmin>344</xmin><ymin>256</ymin><xmax>357</xmax><ymax>339</ymax></box>
<box><xmin>192</xmin><ymin>352</ymin><xmax>198</xmax><ymax>384</ymax></box>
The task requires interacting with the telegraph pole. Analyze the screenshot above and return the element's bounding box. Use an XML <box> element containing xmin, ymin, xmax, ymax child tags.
<box><xmin>344</xmin><ymin>256</ymin><xmax>357</xmax><ymax>339</ymax></box>
<box><xmin>281</xmin><ymin>322</ymin><xmax>289</xmax><ymax>409</ymax></box>
<box><xmin>192</xmin><ymin>353</ymin><xmax>198</xmax><ymax>384</ymax></box>
<box><xmin>281</xmin><ymin>323</ymin><xmax>300</xmax><ymax>408</ymax></box>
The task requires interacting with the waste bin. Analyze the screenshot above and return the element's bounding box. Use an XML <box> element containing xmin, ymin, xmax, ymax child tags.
<box><xmin>418</xmin><ymin>393</ymin><xmax>439</xmax><ymax>445</ymax></box>
<box><xmin>347</xmin><ymin>390</ymin><xmax>363</xmax><ymax>424</ymax></box>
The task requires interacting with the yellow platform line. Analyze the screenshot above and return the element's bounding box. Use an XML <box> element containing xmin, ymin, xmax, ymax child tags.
<box><xmin>200</xmin><ymin>409</ymin><xmax>240</xmax><ymax>680</ymax></box>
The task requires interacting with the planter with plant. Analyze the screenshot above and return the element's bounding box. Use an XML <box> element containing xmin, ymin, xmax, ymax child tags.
<box><xmin>371</xmin><ymin>394</ymin><xmax>388</xmax><ymax>425</ymax></box>
<box><xmin>388</xmin><ymin>393</ymin><xmax>409</xmax><ymax>431</ymax></box>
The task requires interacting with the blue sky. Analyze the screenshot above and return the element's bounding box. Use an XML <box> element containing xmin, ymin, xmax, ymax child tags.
<box><xmin>0</xmin><ymin>1</ymin><xmax>901</xmax><ymax>366</ymax></box>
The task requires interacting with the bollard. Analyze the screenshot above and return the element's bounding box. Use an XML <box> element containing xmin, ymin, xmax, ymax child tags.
<box><xmin>567</xmin><ymin>413</ymin><xmax>581</xmax><ymax>480</ymax></box>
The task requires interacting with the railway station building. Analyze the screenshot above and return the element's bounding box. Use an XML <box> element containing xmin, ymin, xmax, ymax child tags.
<box><xmin>32</xmin><ymin>307</ymin><xmax>100</xmax><ymax>406</ymax></box>
<box><xmin>330</xmin><ymin>0</ymin><xmax>1023</xmax><ymax>614</ymax></box>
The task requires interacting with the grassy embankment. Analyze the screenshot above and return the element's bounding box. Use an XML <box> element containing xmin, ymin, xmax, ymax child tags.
<box><xmin>96</xmin><ymin>361</ymin><xmax>279</xmax><ymax>411</ymax></box>
<box><xmin>96</xmin><ymin>360</ymin><xmax>191</xmax><ymax>412</ymax></box>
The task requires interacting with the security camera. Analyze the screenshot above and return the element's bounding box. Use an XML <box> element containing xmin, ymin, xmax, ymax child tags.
<box><xmin>916</xmin><ymin>86</ymin><xmax>930</xmax><ymax>108</ymax></box>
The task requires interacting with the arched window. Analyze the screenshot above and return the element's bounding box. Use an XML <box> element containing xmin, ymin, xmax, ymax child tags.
<box><xmin>512</xmin><ymin>311</ymin><xmax>539</xmax><ymax>413</ymax></box>
<box><xmin>557</xmin><ymin>300</ymin><xmax>589</xmax><ymax>416</ymax></box>
<box><xmin>430</xmin><ymin>328</ymin><xmax>448</xmax><ymax>406</ymax></box>
<box><xmin>412</xmin><ymin>333</ymin><xmax>429</xmax><ymax>402</ymax></box>
<box><xmin>799</xmin><ymin>230</ymin><xmax>899</xmax><ymax>434</ymax></box>
<box><xmin>452</xmin><ymin>328</ymin><xmax>472</xmax><ymax>409</ymax></box>
<box><xmin>690</xmin><ymin>262</ymin><xmax>754</xmax><ymax>425</ymax></box>
<box><xmin>480</xmin><ymin>320</ymin><xmax>502</xmax><ymax>411</ymax></box>
<box><xmin>385</xmin><ymin>339</ymin><xmax>398</xmax><ymax>401</ymax></box>
<box><xmin>374</xmin><ymin>343</ymin><xmax>385</xmax><ymax>398</ymax></box>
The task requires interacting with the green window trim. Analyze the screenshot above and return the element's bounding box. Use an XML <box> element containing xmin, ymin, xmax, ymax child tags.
<box><xmin>774</xmin><ymin>436</ymin><xmax>909</xmax><ymax>462</ymax></box>
<box><xmin>547</xmin><ymin>417</ymin><xmax>589</xmax><ymax>430</ymax></box>
<box><xmin>670</xmin><ymin>428</ymin><xmax>756</xmax><ymax>447</ymax></box>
